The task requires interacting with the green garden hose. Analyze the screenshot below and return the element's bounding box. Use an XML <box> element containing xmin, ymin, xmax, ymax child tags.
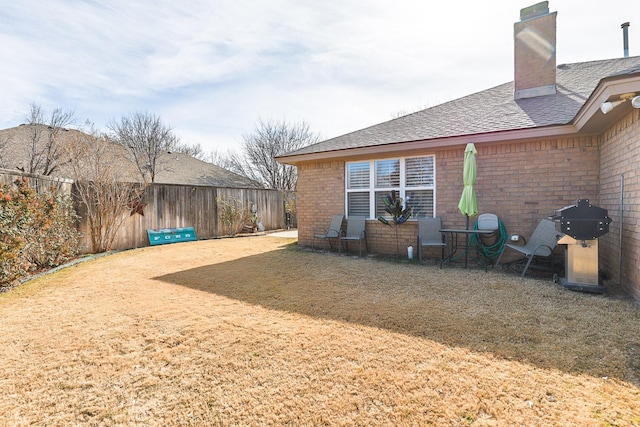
<box><xmin>469</xmin><ymin>217</ymin><xmax>508</xmax><ymax>261</ymax></box>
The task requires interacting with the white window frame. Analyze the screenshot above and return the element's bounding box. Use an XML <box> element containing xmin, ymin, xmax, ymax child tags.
<box><xmin>345</xmin><ymin>155</ymin><xmax>436</xmax><ymax>219</ymax></box>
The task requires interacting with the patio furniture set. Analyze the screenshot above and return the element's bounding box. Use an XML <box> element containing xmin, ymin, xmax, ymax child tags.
<box><xmin>312</xmin><ymin>214</ymin><xmax>565</xmax><ymax>277</ymax></box>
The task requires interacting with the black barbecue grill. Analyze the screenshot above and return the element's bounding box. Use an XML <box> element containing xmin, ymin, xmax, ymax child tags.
<box><xmin>551</xmin><ymin>199</ymin><xmax>612</xmax><ymax>293</ymax></box>
<box><xmin>552</xmin><ymin>199</ymin><xmax>611</xmax><ymax>241</ymax></box>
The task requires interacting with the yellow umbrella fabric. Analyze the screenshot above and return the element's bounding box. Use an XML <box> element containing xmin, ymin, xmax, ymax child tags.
<box><xmin>457</xmin><ymin>143</ymin><xmax>478</xmax><ymax>219</ymax></box>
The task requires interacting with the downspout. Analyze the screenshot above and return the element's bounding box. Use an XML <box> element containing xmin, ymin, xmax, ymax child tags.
<box><xmin>618</xmin><ymin>174</ymin><xmax>624</xmax><ymax>285</ymax></box>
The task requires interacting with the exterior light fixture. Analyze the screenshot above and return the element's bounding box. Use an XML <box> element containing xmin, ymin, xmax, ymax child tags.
<box><xmin>600</xmin><ymin>100</ymin><xmax>624</xmax><ymax>114</ymax></box>
<box><xmin>600</xmin><ymin>92</ymin><xmax>636</xmax><ymax>114</ymax></box>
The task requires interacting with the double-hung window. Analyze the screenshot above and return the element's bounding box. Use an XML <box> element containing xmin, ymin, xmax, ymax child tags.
<box><xmin>345</xmin><ymin>155</ymin><xmax>435</xmax><ymax>219</ymax></box>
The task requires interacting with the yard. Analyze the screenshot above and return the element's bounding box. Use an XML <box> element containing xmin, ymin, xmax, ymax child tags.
<box><xmin>0</xmin><ymin>234</ymin><xmax>639</xmax><ymax>426</ymax></box>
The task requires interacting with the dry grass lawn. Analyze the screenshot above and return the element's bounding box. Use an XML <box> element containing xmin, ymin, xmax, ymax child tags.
<box><xmin>0</xmin><ymin>234</ymin><xmax>639</xmax><ymax>426</ymax></box>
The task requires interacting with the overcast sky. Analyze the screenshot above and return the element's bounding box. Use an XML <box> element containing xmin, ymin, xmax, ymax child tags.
<box><xmin>1</xmin><ymin>1</ymin><xmax>639</xmax><ymax>154</ymax></box>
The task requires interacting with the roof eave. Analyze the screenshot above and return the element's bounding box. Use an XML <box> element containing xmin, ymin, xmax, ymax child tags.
<box><xmin>276</xmin><ymin>125</ymin><xmax>578</xmax><ymax>165</ymax></box>
<box><xmin>572</xmin><ymin>73</ymin><xmax>640</xmax><ymax>130</ymax></box>
<box><xmin>277</xmin><ymin>65</ymin><xmax>640</xmax><ymax>166</ymax></box>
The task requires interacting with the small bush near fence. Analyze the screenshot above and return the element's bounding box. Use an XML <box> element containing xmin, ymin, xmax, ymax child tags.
<box><xmin>216</xmin><ymin>195</ymin><xmax>253</xmax><ymax>236</ymax></box>
<box><xmin>0</xmin><ymin>178</ymin><xmax>80</xmax><ymax>288</ymax></box>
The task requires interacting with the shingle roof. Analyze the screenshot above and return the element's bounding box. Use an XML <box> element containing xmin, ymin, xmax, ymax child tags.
<box><xmin>154</xmin><ymin>151</ymin><xmax>262</xmax><ymax>188</ymax></box>
<box><xmin>286</xmin><ymin>56</ymin><xmax>640</xmax><ymax>157</ymax></box>
<box><xmin>0</xmin><ymin>125</ymin><xmax>261</xmax><ymax>188</ymax></box>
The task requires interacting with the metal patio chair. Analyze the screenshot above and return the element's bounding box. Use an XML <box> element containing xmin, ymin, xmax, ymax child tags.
<box><xmin>495</xmin><ymin>218</ymin><xmax>563</xmax><ymax>277</ymax></box>
<box><xmin>312</xmin><ymin>214</ymin><xmax>344</xmax><ymax>252</ymax></box>
<box><xmin>417</xmin><ymin>217</ymin><xmax>447</xmax><ymax>266</ymax></box>
<box><xmin>475</xmin><ymin>212</ymin><xmax>500</xmax><ymax>250</ymax></box>
<box><xmin>339</xmin><ymin>216</ymin><xmax>368</xmax><ymax>256</ymax></box>
<box><xmin>477</xmin><ymin>213</ymin><xmax>499</xmax><ymax>232</ymax></box>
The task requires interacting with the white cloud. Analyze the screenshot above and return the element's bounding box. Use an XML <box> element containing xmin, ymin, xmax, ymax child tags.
<box><xmin>1</xmin><ymin>0</ymin><xmax>639</xmax><ymax>152</ymax></box>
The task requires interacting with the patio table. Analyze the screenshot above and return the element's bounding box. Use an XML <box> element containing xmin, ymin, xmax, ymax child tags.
<box><xmin>440</xmin><ymin>228</ymin><xmax>496</xmax><ymax>271</ymax></box>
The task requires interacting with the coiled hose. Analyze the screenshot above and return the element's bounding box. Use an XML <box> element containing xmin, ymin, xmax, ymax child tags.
<box><xmin>469</xmin><ymin>217</ymin><xmax>509</xmax><ymax>261</ymax></box>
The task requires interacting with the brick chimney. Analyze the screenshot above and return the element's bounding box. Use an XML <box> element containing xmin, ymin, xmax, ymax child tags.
<box><xmin>514</xmin><ymin>1</ymin><xmax>557</xmax><ymax>99</ymax></box>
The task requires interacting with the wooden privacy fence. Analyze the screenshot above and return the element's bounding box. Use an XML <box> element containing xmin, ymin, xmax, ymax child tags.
<box><xmin>0</xmin><ymin>168</ymin><xmax>73</xmax><ymax>196</ymax></box>
<box><xmin>0</xmin><ymin>170</ymin><xmax>292</xmax><ymax>254</ymax></box>
<box><xmin>75</xmin><ymin>183</ymin><xmax>290</xmax><ymax>253</ymax></box>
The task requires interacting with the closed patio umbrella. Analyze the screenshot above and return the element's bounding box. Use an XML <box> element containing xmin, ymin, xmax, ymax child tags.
<box><xmin>457</xmin><ymin>143</ymin><xmax>478</xmax><ymax>267</ymax></box>
<box><xmin>458</xmin><ymin>142</ymin><xmax>478</xmax><ymax>222</ymax></box>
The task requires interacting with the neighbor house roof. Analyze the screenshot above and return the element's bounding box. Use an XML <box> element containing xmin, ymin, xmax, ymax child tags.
<box><xmin>153</xmin><ymin>151</ymin><xmax>262</xmax><ymax>188</ymax></box>
<box><xmin>279</xmin><ymin>56</ymin><xmax>640</xmax><ymax>162</ymax></box>
<box><xmin>0</xmin><ymin>124</ymin><xmax>261</xmax><ymax>188</ymax></box>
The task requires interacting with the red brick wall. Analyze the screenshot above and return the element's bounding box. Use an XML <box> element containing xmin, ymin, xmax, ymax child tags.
<box><xmin>514</xmin><ymin>12</ymin><xmax>557</xmax><ymax>94</ymax></box>
<box><xmin>297</xmin><ymin>160</ymin><xmax>345</xmax><ymax>249</ymax></box>
<box><xmin>599</xmin><ymin>109</ymin><xmax>640</xmax><ymax>299</ymax></box>
<box><xmin>470</xmin><ymin>137</ymin><xmax>600</xmax><ymax>239</ymax></box>
<box><xmin>296</xmin><ymin>135</ymin><xmax>601</xmax><ymax>260</ymax></box>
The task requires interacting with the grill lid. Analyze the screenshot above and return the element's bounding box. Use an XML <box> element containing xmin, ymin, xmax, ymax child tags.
<box><xmin>551</xmin><ymin>199</ymin><xmax>611</xmax><ymax>240</ymax></box>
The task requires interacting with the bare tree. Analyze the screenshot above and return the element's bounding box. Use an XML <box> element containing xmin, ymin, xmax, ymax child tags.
<box><xmin>64</xmin><ymin>123</ymin><xmax>145</xmax><ymax>253</ymax></box>
<box><xmin>390</xmin><ymin>103</ymin><xmax>432</xmax><ymax>119</ymax></box>
<box><xmin>24</xmin><ymin>103</ymin><xmax>75</xmax><ymax>176</ymax></box>
<box><xmin>173</xmin><ymin>141</ymin><xmax>206</xmax><ymax>160</ymax></box>
<box><xmin>208</xmin><ymin>148</ymin><xmax>238</xmax><ymax>170</ymax></box>
<box><xmin>227</xmin><ymin>119</ymin><xmax>319</xmax><ymax>190</ymax></box>
<box><xmin>108</xmin><ymin>111</ymin><xmax>180</xmax><ymax>183</ymax></box>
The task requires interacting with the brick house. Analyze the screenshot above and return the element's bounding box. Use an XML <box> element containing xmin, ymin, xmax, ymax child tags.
<box><xmin>277</xmin><ymin>2</ymin><xmax>640</xmax><ymax>300</ymax></box>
